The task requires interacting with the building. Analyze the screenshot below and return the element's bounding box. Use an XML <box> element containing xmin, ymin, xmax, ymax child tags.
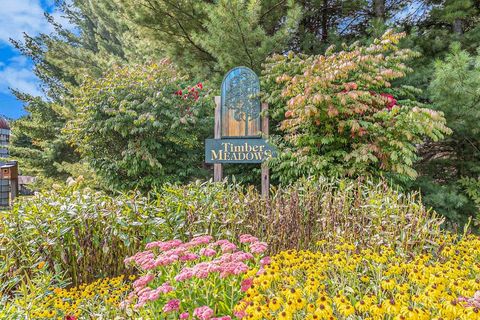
<box><xmin>0</xmin><ymin>117</ymin><xmax>10</xmax><ymax>158</ymax></box>
<box><xmin>0</xmin><ymin>161</ymin><xmax>18</xmax><ymax>207</ymax></box>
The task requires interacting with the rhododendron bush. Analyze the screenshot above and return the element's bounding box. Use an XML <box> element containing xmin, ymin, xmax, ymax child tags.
<box><xmin>262</xmin><ymin>30</ymin><xmax>452</xmax><ymax>183</ymax></box>
<box><xmin>121</xmin><ymin>235</ymin><xmax>268</xmax><ymax>318</ymax></box>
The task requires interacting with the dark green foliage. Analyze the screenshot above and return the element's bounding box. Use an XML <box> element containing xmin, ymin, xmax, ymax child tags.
<box><xmin>9</xmin><ymin>93</ymin><xmax>79</xmax><ymax>183</ymax></box>
<box><xmin>118</xmin><ymin>0</ymin><xmax>301</xmax><ymax>79</ymax></box>
<box><xmin>401</xmin><ymin>0</ymin><xmax>480</xmax><ymax>94</ymax></box>
<box><xmin>9</xmin><ymin>0</ymin><xmax>155</xmax><ymax>185</ymax></box>
<box><xmin>412</xmin><ymin>45</ymin><xmax>480</xmax><ymax>226</ymax></box>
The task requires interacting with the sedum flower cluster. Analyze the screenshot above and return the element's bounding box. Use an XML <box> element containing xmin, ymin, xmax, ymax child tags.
<box><xmin>235</xmin><ymin>234</ymin><xmax>480</xmax><ymax>319</ymax></box>
<box><xmin>122</xmin><ymin>234</ymin><xmax>268</xmax><ymax>319</ymax></box>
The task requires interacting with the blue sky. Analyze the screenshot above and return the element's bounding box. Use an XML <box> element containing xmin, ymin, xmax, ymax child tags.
<box><xmin>0</xmin><ymin>0</ymin><xmax>66</xmax><ymax>119</ymax></box>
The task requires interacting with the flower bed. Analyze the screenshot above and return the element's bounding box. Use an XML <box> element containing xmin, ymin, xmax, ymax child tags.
<box><xmin>2</xmin><ymin>276</ymin><xmax>132</xmax><ymax>319</ymax></box>
<box><xmin>236</xmin><ymin>235</ymin><xmax>480</xmax><ymax>319</ymax></box>
<box><xmin>3</xmin><ymin>234</ymin><xmax>480</xmax><ymax>319</ymax></box>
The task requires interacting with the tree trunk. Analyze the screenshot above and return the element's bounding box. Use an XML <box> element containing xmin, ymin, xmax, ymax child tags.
<box><xmin>453</xmin><ymin>19</ymin><xmax>463</xmax><ymax>34</ymax></box>
<box><xmin>321</xmin><ymin>0</ymin><xmax>329</xmax><ymax>42</ymax></box>
<box><xmin>373</xmin><ymin>0</ymin><xmax>386</xmax><ymax>21</ymax></box>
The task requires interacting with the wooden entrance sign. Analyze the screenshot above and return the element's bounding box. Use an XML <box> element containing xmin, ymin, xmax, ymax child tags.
<box><xmin>207</xmin><ymin>67</ymin><xmax>276</xmax><ymax>198</ymax></box>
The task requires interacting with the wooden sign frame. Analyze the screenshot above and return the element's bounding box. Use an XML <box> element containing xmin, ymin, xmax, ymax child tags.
<box><xmin>213</xmin><ymin>96</ymin><xmax>270</xmax><ymax>198</ymax></box>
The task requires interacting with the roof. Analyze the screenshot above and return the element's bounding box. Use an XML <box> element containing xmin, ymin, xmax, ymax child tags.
<box><xmin>0</xmin><ymin>161</ymin><xmax>17</xmax><ymax>168</ymax></box>
<box><xmin>0</xmin><ymin>117</ymin><xmax>9</xmax><ymax>130</ymax></box>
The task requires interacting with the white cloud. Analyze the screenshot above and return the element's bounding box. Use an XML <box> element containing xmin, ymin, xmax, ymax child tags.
<box><xmin>0</xmin><ymin>0</ymin><xmax>74</xmax><ymax>98</ymax></box>
<box><xmin>0</xmin><ymin>55</ymin><xmax>42</xmax><ymax>96</ymax></box>
<box><xmin>0</xmin><ymin>0</ymin><xmax>53</xmax><ymax>44</ymax></box>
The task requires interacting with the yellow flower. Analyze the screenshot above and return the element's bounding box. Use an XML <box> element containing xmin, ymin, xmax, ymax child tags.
<box><xmin>380</xmin><ymin>278</ymin><xmax>396</xmax><ymax>291</ymax></box>
<box><xmin>236</xmin><ymin>233</ymin><xmax>480</xmax><ymax>320</ymax></box>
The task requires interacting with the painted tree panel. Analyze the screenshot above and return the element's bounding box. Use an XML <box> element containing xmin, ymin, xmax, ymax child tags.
<box><xmin>221</xmin><ymin>67</ymin><xmax>261</xmax><ymax>137</ymax></box>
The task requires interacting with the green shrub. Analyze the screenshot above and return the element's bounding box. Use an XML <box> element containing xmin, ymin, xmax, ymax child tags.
<box><xmin>65</xmin><ymin>61</ymin><xmax>213</xmax><ymax>192</ymax></box>
<box><xmin>261</xmin><ymin>30</ymin><xmax>451</xmax><ymax>184</ymax></box>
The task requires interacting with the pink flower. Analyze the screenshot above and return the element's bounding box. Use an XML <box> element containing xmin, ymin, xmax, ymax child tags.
<box><xmin>250</xmin><ymin>242</ymin><xmax>268</xmax><ymax>254</ymax></box>
<box><xmin>180</xmin><ymin>252</ymin><xmax>199</xmax><ymax>262</ymax></box>
<box><xmin>234</xmin><ymin>310</ymin><xmax>247</xmax><ymax>319</ymax></box>
<box><xmin>154</xmin><ymin>254</ymin><xmax>179</xmax><ymax>267</ymax></box>
<box><xmin>125</xmin><ymin>250</ymin><xmax>155</xmax><ymax>269</ymax></box>
<box><xmin>175</xmin><ymin>267</ymin><xmax>195</xmax><ymax>282</ymax></box>
<box><xmin>474</xmin><ymin>291</ymin><xmax>480</xmax><ymax>302</ymax></box>
<box><xmin>155</xmin><ymin>282</ymin><xmax>173</xmax><ymax>294</ymax></box>
<box><xmin>194</xmin><ymin>306</ymin><xmax>214</xmax><ymax>320</ymax></box>
<box><xmin>212</xmin><ymin>317</ymin><xmax>231</xmax><ymax>320</ymax></box>
<box><xmin>175</xmin><ymin>89</ymin><xmax>183</xmax><ymax>96</ymax></box>
<box><xmin>260</xmin><ymin>256</ymin><xmax>271</xmax><ymax>266</ymax></box>
<box><xmin>220</xmin><ymin>242</ymin><xmax>237</xmax><ymax>253</ymax></box>
<box><xmin>239</xmin><ymin>234</ymin><xmax>258</xmax><ymax>244</ymax></box>
<box><xmin>459</xmin><ymin>291</ymin><xmax>480</xmax><ymax>308</ymax></box>
<box><xmin>180</xmin><ymin>313</ymin><xmax>190</xmax><ymax>319</ymax></box>
<box><xmin>146</xmin><ymin>239</ymin><xmax>183</xmax><ymax>251</ymax></box>
<box><xmin>191</xmin><ymin>235</ymin><xmax>213</xmax><ymax>245</ymax></box>
<box><xmin>163</xmin><ymin>299</ymin><xmax>180</xmax><ymax>312</ymax></box>
<box><xmin>256</xmin><ymin>267</ymin><xmax>265</xmax><ymax>275</ymax></box>
<box><xmin>193</xmin><ymin>262</ymin><xmax>217</xmax><ymax>278</ymax></box>
<box><xmin>214</xmin><ymin>240</ymin><xmax>230</xmax><ymax>246</ymax></box>
<box><xmin>241</xmin><ymin>278</ymin><xmax>253</xmax><ymax>292</ymax></box>
<box><xmin>199</xmin><ymin>248</ymin><xmax>217</xmax><ymax>257</ymax></box>
<box><xmin>146</xmin><ymin>290</ymin><xmax>160</xmax><ymax>302</ymax></box>
<box><xmin>132</xmin><ymin>274</ymin><xmax>155</xmax><ymax>290</ymax></box>
<box><xmin>380</xmin><ymin>93</ymin><xmax>397</xmax><ymax>110</ymax></box>
<box><xmin>230</xmin><ymin>251</ymin><xmax>254</xmax><ymax>262</ymax></box>
<box><xmin>219</xmin><ymin>262</ymin><xmax>249</xmax><ymax>278</ymax></box>
<box><xmin>197</xmin><ymin>82</ymin><xmax>203</xmax><ymax>89</ymax></box>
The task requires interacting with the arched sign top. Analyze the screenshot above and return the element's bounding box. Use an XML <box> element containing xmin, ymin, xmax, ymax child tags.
<box><xmin>221</xmin><ymin>66</ymin><xmax>261</xmax><ymax>138</ymax></box>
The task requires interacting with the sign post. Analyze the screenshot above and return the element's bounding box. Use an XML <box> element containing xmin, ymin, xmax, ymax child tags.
<box><xmin>213</xmin><ymin>96</ymin><xmax>223</xmax><ymax>182</ymax></box>
<box><xmin>207</xmin><ymin>67</ymin><xmax>276</xmax><ymax>198</ymax></box>
<box><xmin>261</xmin><ymin>103</ymin><xmax>269</xmax><ymax>198</ymax></box>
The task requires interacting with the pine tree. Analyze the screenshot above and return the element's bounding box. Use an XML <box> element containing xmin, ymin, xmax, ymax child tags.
<box><xmin>412</xmin><ymin>45</ymin><xmax>480</xmax><ymax>226</ymax></box>
<box><xmin>118</xmin><ymin>0</ymin><xmax>301</xmax><ymax>80</ymax></box>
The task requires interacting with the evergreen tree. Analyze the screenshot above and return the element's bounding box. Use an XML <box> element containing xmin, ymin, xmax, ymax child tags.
<box><xmin>402</xmin><ymin>0</ymin><xmax>480</xmax><ymax>94</ymax></box>
<box><xmin>118</xmin><ymin>0</ymin><xmax>301</xmax><ymax>80</ymax></box>
<box><xmin>413</xmin><ymin>45</ymin><xmax>480</xmax><ymax>226</ymax></box>
<box><xmin>9</xmin><ymin>93</ymin><xmax>79</xmax><ymax>184</ymax></box>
